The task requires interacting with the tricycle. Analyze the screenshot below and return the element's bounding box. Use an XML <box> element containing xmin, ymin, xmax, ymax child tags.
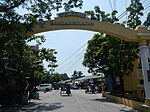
<box><xmin>60</xmin><ymin>84</ymin><xmax>71</xmax><ymax>96</ymax></box>
<box><xmin>85</xmin><ymin>84</ymin><xmax>96</xmax><ymax>94</ymax></box>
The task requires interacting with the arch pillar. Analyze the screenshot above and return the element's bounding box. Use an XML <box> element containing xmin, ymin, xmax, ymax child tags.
<box><xmin>137</xmin><ymin>26</ymin><xmax>150</xmax><ymax>106</ymax></box>
<box><xmin>139</xmin><ymin>41</ymin><xmax>150</xmax><ymax>98</ymax></box>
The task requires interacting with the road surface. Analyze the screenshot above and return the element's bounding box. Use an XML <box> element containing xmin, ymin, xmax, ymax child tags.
<box><xmin>0</xmin><ymin>90</ymin><xmax>141</xmax><ymax>112</ymax></box>
<box><xmin>22</xmin><ymin>90</ymin><xmax>140</xmax><ymax>112</ymax></box>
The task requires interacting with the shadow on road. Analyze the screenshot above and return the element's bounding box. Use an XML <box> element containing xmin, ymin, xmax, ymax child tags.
<box><xmin>22</xmin><ymin>102</ymin><xmax>64</xmax><ymax>112</ymax></box>
<box><xmin>0</xmin><ymin>102</ymin><xmax>64</xmax><ymax>112</ymax></box>
<box><xmin>91</xmin><ymin>97</ymin><xmax>117</xmax><ymax>103</ymax></box>
<box><xmin>91</xmin><ymin>98</ymin><xmax>141</xmax><ymax>112</ymax></box>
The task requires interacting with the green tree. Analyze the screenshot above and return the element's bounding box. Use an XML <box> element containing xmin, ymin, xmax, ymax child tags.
<box><xmin>71</xmin><ymin>70</ymin><xmax>84</xmax><ymax>78</ymax></box>
<box><xmin>83</xmin><ymin>3</ymin><xmax>143</xmax><ymax>97</ymax></box>
<box><xmin>126</xmin><ymin>0</ymin><xmax>144</xmax><ymax>29</ymax></box>
<box><xmin>0</xmin><ymin>0</ymin><xmax>83</xmax><ymax>105</ymax></box>
<box><xmin>40</xmin><ymin>72</ymin><xmax>69</xmax><ymax>84</ymax></box>
<box><xmin>144</xmin><ymin>12</ymin><xmax>150</xmax><ymax>27</ymax></box>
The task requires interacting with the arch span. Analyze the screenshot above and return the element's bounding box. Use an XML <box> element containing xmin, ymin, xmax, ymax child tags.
<box><xmin>29</xmin><ymin>11</ymin><xmax>150</xmax><ymax>42</ymax></box>
<box><xmin>28</xmin><ymin>14</ymin><xmax>139</xmax><ymax>41</ymax></box>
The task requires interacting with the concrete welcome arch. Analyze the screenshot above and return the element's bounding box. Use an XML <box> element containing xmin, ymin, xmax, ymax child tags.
<box><xmin>29</xmin><ymin>11</ymin><xmax>150</xmax><ymax>106</ymax></box>
<box><xmin>29</xmin><ymin>11</ymin><xmax>150</xmax><ymax>42</ymax></box>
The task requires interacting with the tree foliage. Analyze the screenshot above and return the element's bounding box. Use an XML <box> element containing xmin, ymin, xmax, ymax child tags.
<box><xmin>71</xmin><ymin>70</ymin><xmax>84</xmax><ymax>78</ymax></box>
<box><xmin>144</xmin><ymin>12</ymin><xmax>150</xmax><ymax>27</ymax></box>
<box><xmin>40</xmin><ymin>72</ymin><xmax>69</xmax><ymax>84</ymax></box>
<box><xmin>126</xmin><ymin>0</ymin><xmax>144</xmax><ymax>29</ymax></box>
<box><xmin>83</xmin><ymin>1</ymin><xmax>147</xmax><ymax>96</ymax></box>
<box><xmin>0</xmin><ymin>0</ymin><xmax>83</xmax><ymax>105</ymax></box>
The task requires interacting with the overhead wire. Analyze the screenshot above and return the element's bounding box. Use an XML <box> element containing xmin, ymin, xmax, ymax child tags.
<box><xmin>108</xmin><ymin>0</ymin><xmax>113</xmax><ymax>12</ymax></box>
<box><xmin>57</xmin><ymin>0</ymin><xmax>149</xmax><ymax>75</ymax></box>
<box><xmin>143</xmin><ymin>1</ymin><xmax>150</xmax><ymax>7</ymax></box>
<box><xmin>113</xmin><ymin>0</ymin><xmax>116</xmax><ymax>10</ymax></box>
<box><xmin>143</xmin><ymin>0</ymin><xmax>147</xmax><ymax>4</ymax></box>
<box><xmin>142</xmin><ymin>1</ymin><xmax>150</xmax><ymax>15</ymax></box>
<box><xmin>125</xmin><ymin>0</ymin><xmax>128</xmax><ymax>24</ymax></box>
<box><xmin>58</xmin><ymin>48</ymin><xmax>86</xmax><ymax>72</ymax></box>
<box><xmin>144</xmin><ymin>5</ymin><xmax>150</xmax><ymax>14</ymax></box>
<box><xmin>58</xmin><ymin>42</ymin><xmax>87</xmax><ymax>67</ymax></box>
<box><xmin>65</xmin><ymin>55</ymin><xmax>84</xmax><ymax>75</ymax></box>
<box><xmin>63</xmin><ymin>48</ymin><xmax>86</xmax><ymax>67</ymax></box>
<box><xmin>117</xmin><ymin>0</ymin><xmax>150</xmax><ymax>23</ymax></box>
<box><xmin>117</xmin><ymin>11</ymin><xmax>127</xmax><ymax>20</ymax></box>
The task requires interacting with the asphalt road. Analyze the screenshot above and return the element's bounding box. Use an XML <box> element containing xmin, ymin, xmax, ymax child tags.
<box><xmin>0</xmin><ymin>90</ymin><xmax>141</xmax><ymax>112</ymax></box>
<box><xmin>20</xmin><ymin>89</ymin><xmax>140</xmax><ymax>112</ymax></box>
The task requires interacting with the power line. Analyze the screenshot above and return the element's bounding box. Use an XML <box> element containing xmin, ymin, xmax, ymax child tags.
<box><xmin>58</xmin><ymin>42</ymin><xmax>87</xmax><ymax>67</ymax></box>
<box><xmin>117</xmin><ymin>11</ymin><xmax>127</xmax><ymax>20</ymax></box>
<box><xmin>125</xmin><ymin>0</ymin><xmax>128</xmax><ymax>24</ymax></box>
<box><xmin>65</xmin><ymin>55</ymin><xmax>84</xmax><ymax>75</ymax></box>
<box><xmin>108</xmin><ymin>0</ymin><xmax>113</xmax><ymax>12</ymax></box>
<box><xmin>143</xmin><ymin>0</ymin><xmax>147</xmax><ymax>4</ymax></box>
<box><xmin>61</xmin><ymin>55</ymin><xmax>83</xmax><ymax>74</ymax></box>
<box><xmin>70</xmin><ymin>58</ymin><xmax>83</xmax><ymax>71</ymax></box>
<box><xmin>117</xmin><ymin>0</ymin><xmax>149</xmax><ymax>22</ymax></box>
<box><xmin>143</xmin><ymin>1</ymin><xmax>150</xmax><ymax>15</ymax></box>
<box><xmin>144</xmin><ymin>5</ymin><xmax>150</xmax><ymax>14</ymax></box>
<box><xmin>58</xmin><ymin>48</ymin><xmax>86</xmax><ymax>72</ymax></box>
<box><xmin>65</xmin><ymin>55</ymin><xmax>83</xmax><ymax>72</ymax></box>
<box><xmin>119</xmin><ymin>4</ymin><xmax>150</xmax><ymax>23</ymax></box>
<box><xmin>113</xmin><ymin>0</ymin><xmax>116</xmax><ymax>10</ymax></box>
<box><xmin>119</xmin><ymin>15</ymin><xmax>127</xmax><ymax>22</ymax></box>
<box><xmin>63</xmin><ymin>48</ymin><xmax>86</xmax><ymax>67</ymax></box>
<box><xmin>143</xmin><ymin>1</ymin><xmax>150</xmax><ymax>7</ymax></box>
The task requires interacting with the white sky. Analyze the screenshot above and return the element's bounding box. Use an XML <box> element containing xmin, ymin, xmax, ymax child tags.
<box><xmin>20</xmin><ymin>0</ymin><xmax>149</xmax><ymax>77</ymax></box>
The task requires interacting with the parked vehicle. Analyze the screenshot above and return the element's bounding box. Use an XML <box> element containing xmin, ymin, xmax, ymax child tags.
<box><xmin>36</xmin><ymin>84</ymin><xmax>52</xmax><ymax>92</ymax></box>
<box><xmin>71</xmin><ymin>85</ymin><xmax>79</xmax><ymax>89</ymax></box>
<box><xmin>85</xmin><ymin>84</ymin><xmax>96</xmax><ymax>94</ymax></box>
<box><xmin>53</xmin><ymin>83</ymin><xmax>60</xmax><ymax>90</ymax></box>
<box><xmin>71</xmin><ymin>83</ymin><xmax>79</xmax><ymax>90</ymax></box>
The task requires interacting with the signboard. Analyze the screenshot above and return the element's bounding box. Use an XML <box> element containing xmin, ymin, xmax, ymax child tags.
<box><xmin>57</xmin><ymin>11</ymin><xmax>86</xmax><ymax>18</ymax></box>
<box><xmin>50</xmin><ymin>21</ymin><xmax>94</xmax><ymax>26</ymax></box>
<box><xmin>38</xmin><ymin>11</ymin><xmax>94</xmax><ymax>28</ymax></box>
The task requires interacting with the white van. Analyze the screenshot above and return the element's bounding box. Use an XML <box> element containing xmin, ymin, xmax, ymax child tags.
<box><xmin>36</xmin><ymin>84</ymin><xmax>52</xmax><ymax>91</ymax></box>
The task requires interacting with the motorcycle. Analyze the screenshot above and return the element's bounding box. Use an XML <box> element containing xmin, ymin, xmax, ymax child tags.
<box><xmin>66</xmin><ymin>85</ymin><xmax>71</xmax><ymax>96</ymax></box>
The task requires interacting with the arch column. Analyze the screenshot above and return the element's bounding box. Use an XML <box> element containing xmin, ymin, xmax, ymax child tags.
<box><xmin>136</xmin><ymin>25</ymin><xmax>150</xmax><ymax>106</ymax></box>
<box><xmin>139</xmin><ymin>41</ymin><xmax>150</xmax><ymax>101</ymax></box>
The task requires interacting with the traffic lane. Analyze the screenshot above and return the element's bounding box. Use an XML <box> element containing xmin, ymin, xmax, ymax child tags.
<box><xmin>22</xmin><ymin>90</ymin><xmax>64</xmax><ymax>112</ymax></box>
<box><xmin>21</xmin><ymin>90</ymin><xmax>140</xmax><ymax>112</ymax></box>
<box><xmin>71</xmin><ymin>90</ymin><xmax>140</xmax><ymax>112</ymax></box>
<box><xmin>43</xmin><ymin>89</ymin><xmax>140</xmax><ymax>112</ymax></box>
<box><xmin>23</xmin><ymin>90</ymin><xmax>79</xmax><ymax>112</ymax></box>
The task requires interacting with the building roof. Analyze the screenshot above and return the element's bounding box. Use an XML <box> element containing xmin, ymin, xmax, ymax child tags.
<box><xmin>75</xmin><ymin>75</ymin><xmax>103</xmax><ymax>81</ymax></box>
<box><xmin>59</xmin><ymin>75</ymin><xmax>104</xmax><ymax>84</ymax></box>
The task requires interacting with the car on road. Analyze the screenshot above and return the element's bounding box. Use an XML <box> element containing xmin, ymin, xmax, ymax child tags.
<box><xmin>71</xmin><ymin>85</ymin><xmax>79</xmax><ymax>90</ymax></box>
<box><xmin>53</xmin><ymin>83</ymin><xmax>60</xmax><ymax>90</ymax></box>
<box><xmin>36</xmin><ymin>84</ymin><xmax>52</xmax><ymax>91</ymax></box>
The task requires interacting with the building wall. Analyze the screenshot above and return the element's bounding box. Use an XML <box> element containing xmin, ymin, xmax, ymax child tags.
<box><xmin>123</xmin><ymin>59</ymin><xmax>145</xmax><ymax>101</ymax></box>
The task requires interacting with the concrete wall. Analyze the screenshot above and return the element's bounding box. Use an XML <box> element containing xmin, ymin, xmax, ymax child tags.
<box><xmin>106</xmin><ymin>94</ymin><xmax>150</xmax><ymax>112</ymax></box>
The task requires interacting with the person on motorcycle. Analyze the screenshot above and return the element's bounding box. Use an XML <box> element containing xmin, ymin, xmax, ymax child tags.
<box><xmin>66</xmin><ymin>84</ymin><xmax>71</xmax><ymax>96</ymax></box>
